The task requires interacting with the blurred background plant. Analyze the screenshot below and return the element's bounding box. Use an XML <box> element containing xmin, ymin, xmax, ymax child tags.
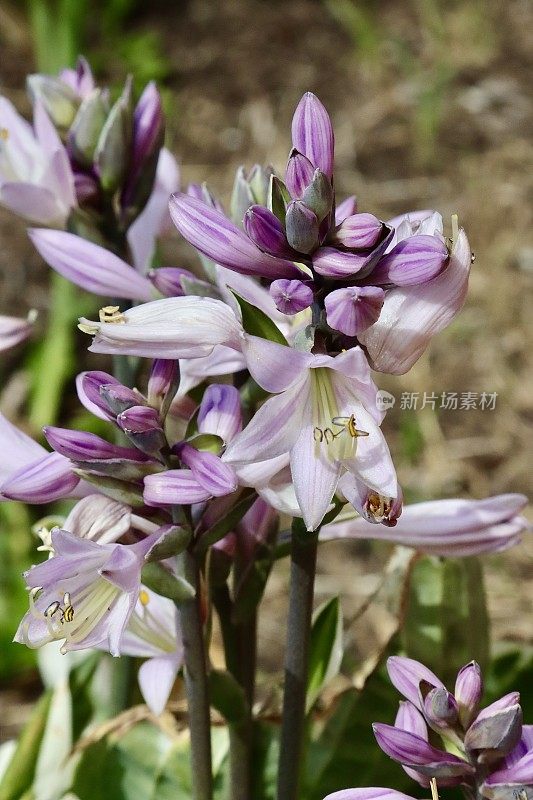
<box><xmin>0</xmin><ymin>0</ymin><xmax>531</xmax><ymax>796</ymax></box>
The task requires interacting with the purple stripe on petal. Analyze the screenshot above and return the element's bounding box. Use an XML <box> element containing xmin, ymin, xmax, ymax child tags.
<box><xmin>43</xmin><ymin>427</ymin><xmax>146</xmax><ymax>461</ymax></box>
<box><xmin>198</xmin><ymin>384</ymin><xmax>242</xmax><ymax>443</ymax></box>
<box><xmin>285</xmin><ymin>149</ymin><xmax>315</xmax><ymax>198</ymax></box>
<box><xmin>76</xmin><ymin>371</ymin><xmax>121</xmax><ymax>421</ymax></box>
<box><xmin>335</xmin><ymin>195</ymin><xmax>358</xmax><ymax>225</ymax></box>
<box><xmin>371</xmin><ymin>235</ymin><xmax>449</xmax><ymax>287</ymax></box>
<box><xmin>178</xmin><ymin>444</ymin><xmax>238</xmax><ymax>497</ymax></box>
<box><xmin>291</xmin><ymin>92</ymin><xmax>334</xmax><ymax>178</ymax></box>
<box><xmin>148</xmin><ymin>267</ymin><xmax>196</xmax><ymax>297</ymax></box>
<box><xmin>372</xmin><ymin>723</ymin><xmax>473</xmax><ymax>778</ymax></box>
<box><xmin>387</xmin><ymin>656</ymin><xmax>444</xmax><ymax>709</ymax></box>
<box><xmin>144</xmin><ymin>469</ymin><xmax>212</xmax><ymax>506</ymax></box>
<box><xmin>169</xmin><ymin>193</ymin><xmax>301</xmax><ymax>280</ymax></box>
<box><xmin>325</xmin><ymin>286</ymin><xmax>384</xmax><ymax>336</ymax></box>
<box><xmin>244</xmin><ymin>205</ymin><xmax>295</xmax><ymax>258</ymax></box>
<box><xmin>28</xmin><ymin>229</ymin><xmax>154</xmax><ymax>301</ymax></box>
<box><xmin>334</xmin><ymin>213</ymin><xmax>383</xmax><ymax>249</ymax></box>
<box><xmin>270</xmin><ymin>279</ymin><xmax>314</xmax><ymax>315</ymax></box>
<box><xmin>1</xmin><ymin>451</ymin><xmax>78</xmax><ymax>503</ymax></box>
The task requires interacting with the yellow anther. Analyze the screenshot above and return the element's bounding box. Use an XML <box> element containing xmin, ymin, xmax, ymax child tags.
<box><xmin>0</xmin><ymin>128</ymin><xmax>9</xmax><ymax>141</ymax></box>
<box><xmin>139</xmin><ymin>589</ymin><xmax>150</xmax><ymax>606</ymax></box>
<box><xmin>99</xmin><ymin>305</ymin><xmax>126</xmax><ymax>324</ymax></box>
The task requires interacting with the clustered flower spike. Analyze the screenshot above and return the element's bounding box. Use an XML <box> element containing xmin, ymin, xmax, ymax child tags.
<box><xmin>327</xmin><ymin>656</ymin><xmax>533</xmax><ymax>800</ymax></box>
<box><xmin>169</xmin><ymin>91</ymin><xmax>473</xmax><ymax>376</ymax></box>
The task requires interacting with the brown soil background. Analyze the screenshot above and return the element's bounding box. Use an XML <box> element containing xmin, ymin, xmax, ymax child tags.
<box><xmin>0</xmin><ymin>0</ymin><xmax>531</xmax><ymax>739</ymax></box>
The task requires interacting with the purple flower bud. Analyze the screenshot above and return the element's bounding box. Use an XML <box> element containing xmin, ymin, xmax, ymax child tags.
<box><xmin>197</xmin><ymin>384</ymin><xmax>242</xmax><ymax>443</ymax></box>
<box><xmin>0</xmin><ymin>452</ymin><xmax>79</xmax><ymax>503</ymax></box>
<box><xmin>147</xmin><ymin>359</ymin><xmax>180</xmax><ymax>412</ymax></box>
<box><xmin>59</xmin><ymin>56</ymin><xmax>95</xmax><ymax>98</ymax></box>
<box><xmin>101</xmin><ymin>384</ymin><xmax>145</xmax><ymax>416</ymax></box>
<box><xmin>455</xmin><ymin>661</ymin><xmax>484</xmax><ymax>728</ymax></box>
<box><xmin>243</xmin><ymin>205</ymin><xmax>295</xmax><ymax>258</ymax></box>
<box><xmin>371</xmin><ymin>235</ymin><xmax>449</xmax><ymax>287</ymax></box>
<box><xmin>302</xmin><ymin>169</ymin><xmax>334</xmax><ymax>222</ymax></box>
<box><xmin>131</xmin><ymin>81</ymin><xmax>164</xmax><ymax>177</ymax></box>
<box><xmin>43</xmin><ymin>427</ymin><xmax>146</xmax><ymax>462</ymax></box>
<box><xmin>423</xmin><ymin>687</ymin><xmax>459</xmax><ymax>730</ymax></box>
<box><xmin>170</xmin><ymin>193</ymin><xmax>302</xmax><ymax>280</ymax></box>
<box><xmin>372</xmin><ymin>723</ymin><xmax>474</xmax><ymax>780</ymax></box>
<box><xmin>464</xmin><ymin>703</ymin><xmax>523</xmax><ymax>763</ymax></box>
<box><xmin>387</xmin><ymin>656</ymin><xmax>444</xmax><ymax>711</ymax></box>
<box><xmin>148</xmin><ymin>267</ymin><xmax>197</xmax><ymax>297</ymax></box>
<box><xmin>285</xmin><ymin>200</ymin><xmax>319</xmax><ymax>254</ymax></box>
<box><xmin>285</xmin><ymin>149</ymin><xmax>315</xmax><ymax>198</ymax></box>
<box><xmin>325</xmin><ymin>286</ymin><xmax>385</xmax><ymax>336</ymax></box>
<box><xmin>291</xmin><ymin>92</ymin><xmax>335</xmax><ymax>178</ymax></box>
<box><xmin>270</xmin><ymin>279</ymin><xmax>314</xmax><ymax>315</ymax></box>
<box><xmin>178</xmin><ymin>443</ymin><xmax>238</xmax><ymax>497</ymax></box>
<box><xmin>334</xmin><ymin>213</ymin><xmax>383</xmax><ymax>249</ymax></box>
<box><xmin>395</xmin><ymin>702</ymin><xmax>431</xmax><ymax>787</ymax></box>
<box><xmin>76</xmin><ymin>371</ymin><xmax>121</xmax><ymax>421</ymax></box>
<box><xmin>144</xmin><ymin>469</ymin><xmax>212</xmax><ymax>506</ymax></box>
<box><xmin>117</xmin><ymin>405</ymin><xmax>166</xmax><ymax>457</ymax></box>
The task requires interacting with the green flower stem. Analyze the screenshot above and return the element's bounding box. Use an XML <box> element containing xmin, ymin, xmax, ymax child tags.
<box><xmin>177</xmin><ymin>548</ymin><xmax>213</xmax><ymax>800</ymax></box>
<box><xmin>276</xmin><ymin>520</ymin><xmax>319</xmax><ymax>800</ymax></box>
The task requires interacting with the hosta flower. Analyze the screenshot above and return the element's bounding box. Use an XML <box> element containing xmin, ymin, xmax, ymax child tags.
<box><xmin>0</xmin><ymin>97</ymin><xmax>76</xmax><ymax>224</ymax></box>
<box><xmin>15</xmin><ymin>528</ymin><xmax>159</xmax><ymax>656</ymax></box>
<box><xmin>224</xmin><ymin>346</ymin><xmax>398</xmax><ymax>531</ymax></box>
<box><xmin>320</xmin><ymin>494</ymin><xmax>529</xmax><ymax>556</ymax></box>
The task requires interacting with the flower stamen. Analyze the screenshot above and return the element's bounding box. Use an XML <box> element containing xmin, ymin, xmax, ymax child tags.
<box><xmin>99</xmin><ymin>305</ymin><xmax>126</xmax><ymax>324</ymax></box>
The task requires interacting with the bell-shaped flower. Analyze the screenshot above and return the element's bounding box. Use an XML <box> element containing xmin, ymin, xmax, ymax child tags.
<box><xmin>224</xmin><ymin>346</ymin><xmax>398</xmax><ymax>531</ymax></box>
<box><xmin>320</xmin><ymin>494</ymin><xmax>529</xmax><ymax>557</ymax></box>
<box><xmin>15</xmin><ymin>528</ymin><xmax>160</xmax><ymax>656</ymax></box>
<box><xmin>79</xmin><ymin>296</ymin><xmax>244</xmax><ymax>359</ymax></box>
<box><xmin>0</xmin><ymin>98</ymin><xmax>75</xmax><ymax>225</ymax></box>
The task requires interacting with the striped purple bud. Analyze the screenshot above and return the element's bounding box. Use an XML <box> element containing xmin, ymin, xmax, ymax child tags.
<box><xmin>334</xmin><ymin>213</ymin><xmax>383</xmax><ymax>249</ymax></box>
<box><xmin>270</xmin><ymin>279</ymin><xmax>314</xmax><ymax>315</ymax></box>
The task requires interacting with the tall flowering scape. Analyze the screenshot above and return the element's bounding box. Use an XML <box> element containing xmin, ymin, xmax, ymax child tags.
<box><xmin>0</xmin><ymin>56</ymin><xmax>529</xmax><ymax>800</ymax></box>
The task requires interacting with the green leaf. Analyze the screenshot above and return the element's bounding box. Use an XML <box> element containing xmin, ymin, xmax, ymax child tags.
<box><xmin>141</xmin><ymin>563</ymin><xmax>195</xmax><ymax>602</ymax></box>
<box><xmin>306</xmin><ymin>597</ymin><xmax>343</xmax><ymax>713</ymax></box>
<box><xmin>267</xmin><ymin>175</ymin><xmax>290</xmax><ymax>224</ymax></box>
<box><xmin>145</xmin><ymin>527</ymin><xmax>191</xmax><ymax>562</ymax></box>
<box><xmin>209</xmin><ymin>670</ymin><xmax>248</xmax><ymax>725</ymax></box>
<box><xmin>401</xmin><ymin>556</ymin><xmax>490</xmax><ymax>686</ymax></box>
<box><xmin>0</xmin><ymin>691</ymin><xmax>52</xmax><ymax>800</ymax></box>
<box><xmin>231</xmin><ymin>292</ymin><xmax>288</xmax><ymax>346</ymax></box>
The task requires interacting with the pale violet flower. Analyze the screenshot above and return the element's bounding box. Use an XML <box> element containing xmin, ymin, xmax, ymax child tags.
<box><xmin>0</xmin><ymin>98</ymin><xmax>75</xmax><ymax>225</ymax></box>
<box><xmin>0</xmin><ymin>311</ymin><xmax>36</xmax><ymax>351</ymax></box>
<box><xmin>15</xmin><ymin>528</ymin><xmax>160</xmax><ymax>656</ymax></box>
<box><xmin>224</xmin><ymin>346</ymin><xmax>398</xmax><ymax>531</ymax></box>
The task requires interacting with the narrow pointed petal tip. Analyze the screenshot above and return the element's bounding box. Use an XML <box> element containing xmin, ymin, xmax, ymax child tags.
<box><xmin>291</xmin><ymin>92</ymin><xmax>335</xmax><ymax>178</ymax></box>
<box><xmin>455</xmin><ymin>661</ymin><xmax>484</xmax><ymax>728</ymax></box>
<box><xmin>386</xmin><ymin>656</ymin><xmax>444</xmax><ymax>709</ymax></box>
<box><xmin>169</xmin><ymin>192</ymin><xmax>302</xmax><ymax>280</ymax></box>
<box><xmin>372</xmin><ymin>723</ymin><xmax>474</xmax><ymax>779</ymax></box>
<box><xmin>29</xmin><ymin>228</ymin><xmax>153</xmax><ymax>301</ymax></box>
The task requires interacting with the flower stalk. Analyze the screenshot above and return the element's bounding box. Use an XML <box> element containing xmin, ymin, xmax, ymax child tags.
<box><xmin>276</xmin><ymin>518</ymin><xmax>320</xmax><ymax>800</ymax></box>
<box><xmin>176</xmin><ymin>544</ymin><xmax>213</xmax><ymax>800</ymax></box>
